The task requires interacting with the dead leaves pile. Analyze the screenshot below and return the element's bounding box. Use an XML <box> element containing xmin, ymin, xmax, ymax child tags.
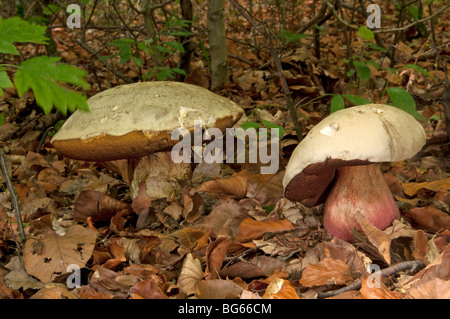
<box><xmin>0</xmin><ymin>141</ymin><xmax>449</xmax><ymax>300</ymax></box>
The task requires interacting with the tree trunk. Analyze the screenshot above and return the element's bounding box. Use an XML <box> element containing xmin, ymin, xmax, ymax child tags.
<box><xmin>141</xmin><ymin>0</ymin><xmax>164</xmax><ymax>68</ymax></box>
<box><xmin>176</xmin><ymin>0</ymin><xmax>194</xmax><ymax>81</ymax></box>
<box><xmin>207</xmin><ymin>0</ymin><xmax>228</xmax><ymax>91</ymax></box>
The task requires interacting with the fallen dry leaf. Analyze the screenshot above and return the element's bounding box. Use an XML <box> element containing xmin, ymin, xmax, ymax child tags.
<box><xmin>299</xmin><ymin>258</ymin><xmax>353</xmax><ymax>287</ymax></box>
<box><xmin>405</xmin><ymin>245</ymin><xmax>450</xmax><ymax>299</ymax></box>
<box><xmin>355</xmin><ymin>212</ymin><xmax>392</xmax><ymax>265</ymax></box>
<box><xmin>198</xmin><ymin>171</ymin><xmax>248</xmax><ymax>197</ymax></box>
<box><xmin>263</xmin><ymin>278</ymin><xmax>300</xmax><ymax>299</ymax></box>
<box><xmin>236</xmin><ymin>218</ymin><xmax>294</xmax><ymax>242</ymax></box>
<box><xmin>130</xmin><ymin>279</ymin><xmax>167</xmax><ymax>299</ymax></box>
<box><xmin>360</xmin><ymin>275</ymin><xmax>402</xmax><ymax>299</ymax></box>
<box><xmin>402</xmin><ymin>178</ymin><xmax>450</xmax><ymax>197</ymax></box>
<box><xmin>195</xmin><ymin>279</ymin><xmax>243</xmax><ymax>299</ymax></box>
<box><xmin>23</xmin><ymin>225</ymin><xmax>97</xmax><ymax>283</ymax></box>
<box><xmin>73</xmin><ymin>190</ymin><xmax>131</xmax><ymax>222</ymax></box>
<box><xmin>30</xmin><ymin>285</ymin><xmax>78</xmax><ymax>299</ymax></box>
<box><xmin>405</xmin><ymin>206</ymin><xmax>450</xmax><ymax>233</ymax></box>
<box><xmin>205</xmin><ymin>236</ymin><xmax>231</xmax><ymax>280</ymax></box>
<box><xmin>177</xmin><ymin>253</ymin><xmax>203</xmax><ymax>296</ymax></box>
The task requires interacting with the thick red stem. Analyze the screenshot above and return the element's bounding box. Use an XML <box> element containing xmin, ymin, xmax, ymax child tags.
<box><xmin>323</xmin><ymin>164</ymin><xmax>399</xmax><ymax>241</ymax></box>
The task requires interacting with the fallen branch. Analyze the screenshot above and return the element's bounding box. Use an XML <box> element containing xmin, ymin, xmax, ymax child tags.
<box><xmin>316</xmin><ymin>260</ymin><xmax>425</xmax><ymax>299</ymax></box>
<box><xmin>0</xmin><ymin>148</ymin><xmax>26</xmax><ymax>248</ymax></box>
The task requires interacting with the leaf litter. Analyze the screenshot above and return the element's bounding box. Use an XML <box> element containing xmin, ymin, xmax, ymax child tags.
<box><xmin>0</xmin><ymin>3</ymin><xmax>449</xmax><ymax>300</ymax></box>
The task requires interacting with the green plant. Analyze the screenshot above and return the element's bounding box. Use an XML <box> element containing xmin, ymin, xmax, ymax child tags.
<box><xmin>0</xmin><ymin>17</ymin><xmax>89</xmax><ymax>115</ymax></box>
<box><xmin>331</xmin><ymin>88</ymin><xmax>427</xmax><ymax>122</ymax></box>
<box><xmin>107</xmin><ymin>14</ymin><xmax>193</xmax><ymax>81</ymax></box>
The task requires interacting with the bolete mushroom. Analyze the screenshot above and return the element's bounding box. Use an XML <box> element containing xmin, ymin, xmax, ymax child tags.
<box><xmin>283</xmin><ymin>104</ymin><xmax>426</xmax><ymax>241</ymax></box>
<box><xmin>51</xmin><ymin>81</ymin><xmax>244</xmax><ymax>199</ymax></box>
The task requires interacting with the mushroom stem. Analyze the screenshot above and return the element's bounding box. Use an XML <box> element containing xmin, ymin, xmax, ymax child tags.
<box><xmin>323</xmin><ymin>164</ymin><xmax>400</xmax><ymax>241</ymax></box>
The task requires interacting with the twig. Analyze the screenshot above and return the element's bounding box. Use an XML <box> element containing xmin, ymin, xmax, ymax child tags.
<box><xmin>75</xmin><ymin>39</ymin><xmax>134</xmax><ymax>84</ymax></box>
<box><xmin>0</xmin><ymin>148</ymin><xmax>26</xmax><ymax>247</ymax></box>
<box><xmin>316</xmin><ymin>260</ymin><xmax>425</xmax><ymax>299</ymax></box>
<box><xmin>323</xmin><ymin>0</ymin><xmax>449</xmax><ymax>34</ymax></box>
<box><xmin>229</xmin><ymin>0</ymin><xmax>303</xmax><ymax>141</ymax></box>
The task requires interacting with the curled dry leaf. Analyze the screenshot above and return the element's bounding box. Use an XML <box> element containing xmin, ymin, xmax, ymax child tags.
<box><xmin>198</xmin><ymin>171</ymin><xmax>248</xmax><ymax>198</ymax></box>
<box><xmin>355</xmin><ymin>212</ymin><xmax>392</xmax><ymax>265</ymax></box>
<box><xmin>130</xmin><ymin>279</ymin><xmax>167</xmax><ymax>299</ymax></box>
<box><xmin>299</xmin><ymin>258</ymin><xmax>353</xmax><ymax>287</ymax></box>
<box><xmin>195</xmin><ymin>279</ymin><xmax>243</xmax><ymax>299</ymax></box>
<box><xmin>405</xmin><ymin>245</ymin><xmax>450</xmax><ymax>299</ymax></box>
<box><xmin>205</xmin><ymin>236</ymin><xmax>231</xmax><ymax>280</ymax></box>
<box><xmin>74</xmin><ymin>190</ymin><xmax>131</xmax><ymax>222</ymax></box>
<box><xmin>263</xmin><ymin>278</ymin><xmax>300</xmax><ymax>299</ymax></box>
<box><xmin>360</xmin><ymin>274</ymin><xmax>402</xmax><ymax>299</ymax></box>
<box><xmin>402</xmin><ymin>178</ymin><xmax>450</xmax><ymax>197</ymax></box>
<box><xmin>183</xmin><ymin>191</ymin><xmax>205</xmax><ymax>223</ymax></box>
<box><xmin>23</xmin><ymin>225</ymin><xmax>97</xmax><ymax>283</ymax></box>
<box><xmin>405</xmin><ymin>206</ymin><xmax>450</xmax><ymax>233</ymax></box>
<box><xmin>177</xmin><ymin>253</ymin><xmax>203</xmax><ymax>296</ymax></box>
<box><xmin>236</xmin><ymin>218</ymin><xmax>294</xmax><ymax>242</ymax></box>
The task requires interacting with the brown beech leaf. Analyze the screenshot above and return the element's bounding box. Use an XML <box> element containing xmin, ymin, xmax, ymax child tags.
<box><xmin>74</xmin><ymin>190</ymin><xmax>131</xmax><ymax>222</ymax></box>
<box><xmin>299</xmin><ymin>258</ymin><xmax>353</xmax><ymax>287</ymax></box>
<box><xmin>183</xmin><ymin>191</ymin><xmax>205</xmax><ymax>223</ymax></box>
<box><xmin>263</xmin><ymin>278</ymin><xmax>300</xmax><ymax>299</ymax></box>
<box><xmin>402</xmin><ymin>178</ymin><xmax>450</xmax><ymax>197</ymax></box>
<box><xmin>405</xmin><ymin>245</ymin><xmax>450</xmax><ymax>299</ymax></box>
<box><xmin>412</xmin><ymin>230</ymin><xmax>429</xmax><ymax>264</ymax></box>
<box><xmin>360</xmin><ymin>275</ymin><xmax>402</xmax><ymax>299</ymax></box>
<box><xmin>198</xmin><ymin>171</ymin><xmax>248</xmax><ymax>197</ymax></box>
<box><xmin>205</xmin><ymin>236</ymin><xmax>231</xmax><ymax>280</ymax></box>
<box><xmin>23</xmin><ymin>225</ymin><xmax>97</xmax><ymax>283</ymax></box>
<box><xmin>195</xmin><ymin>279</ymin><xmax>243</xmax><ymax>299</ymax></box>
<box><xmin>130</xmin><ymin>279</ymin><xmax>167</xmax><ymax>299</ymax></box>
<box><xmin>405</xmin><ymin>206</ymin><xmax>450</xmax><ymax>233</ymax></box>
<box><xmin>30</xmin><ymin>286</ymin><xmax>77</xmax><ymax>299</ymax></box>
<box><xmin>236</xmin><ymin>218</ymin><xmax>294</xmax><ymax>242</ymax></box>
<box><xmin>177</xmin><ymin>253</ymin><xmax>203</xmax><ymax>297</ymax></box>
<box><xmin>355</xmin><ymin>212</ymin><xmax>392</xmax><ymax>265</ymax></box>
<box><xmin>220</xmin><ymin>261</ymin><xmax>266</xmax><ymax>279</ymax></box>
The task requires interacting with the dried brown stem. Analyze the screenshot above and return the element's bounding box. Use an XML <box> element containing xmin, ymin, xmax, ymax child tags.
<box><xmin>316</xmin><ymin>260</ymin><xmax>425</xmax><ymax>299</ymax></box>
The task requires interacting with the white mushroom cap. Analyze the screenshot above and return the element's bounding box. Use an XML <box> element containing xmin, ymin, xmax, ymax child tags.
<box><xmin>51</xmin><ymin>81</ymin><xmax>244</xmax><ymax>161</ymax></box>
<box><xmin>283</xmin><ymin>104</ymin><xmax>426</xmax><ymax>203</ymax></box>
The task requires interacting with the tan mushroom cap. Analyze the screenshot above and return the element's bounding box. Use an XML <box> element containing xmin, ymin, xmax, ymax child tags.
<box><xmin>283</xmin><ymin>104</ymin><xmax>426</xmax><ymax>203</ymax></box>
<box><xmin>51</xmin><ymin>81</ymin><xmax>244</xmax><ymax>161</ymax></box>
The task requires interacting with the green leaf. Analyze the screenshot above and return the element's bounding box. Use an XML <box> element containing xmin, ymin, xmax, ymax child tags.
<box><xmin>240</xmin><ymin>122</ymin><xmax>260</xmax><ymax>130</ymax></box>
<box><xmin>0</xmin><ymin>113</ymin><xmax>3</xmax><ymax>126</ymax></box>
<box><xmin>278</xmin><ymin>30</ymin><xmax>309</xmax><ymax>43</ymax></box>
<box><xmin>0</xmin><ymin>70</ymin><xmax>13</xmax><ymax>95</ymax></box>
<box><xmin>166</xmin><ymin>41</ymin><xmax>185</xmax><ymax>54</ymax></box>
<box><xmin>14</xmin><ymin>56</ymin><xmax>89</xmax><ymax>114</ymax></box>
<box><xmin>405</xmin><ymin>64</ymin><xmax>432</xmax><ymax>77</ymax></box>
<box><xmin>386</xmin><ymin>87</ymin><xmax>427</xmax><ymax>121</ymax></box>
<box><xmin>330</xmin><ymin>95</ymin><xmax>345</xmax><ymax>113</ymax></box>
<box><xmin>343</xmin><ymin>94</ymin><xmax>372</xmax><ymax>105</ymax></box>
<box><xmin>261</xmin><ymin>120</ymin><xmax>284</xmax><ymax>138</ymax></box>
<box><xmin>358</xmin><ymin>26</ymin><xmax>374</xmax><ymax>41</ymax></box>
<box><xmin>353</xmin><ymin>60</ymin><xmax>371</xmax><ymax>81</ymax></box>
<box><xmin>154</xmin><ymin>67</ymin><xmax>174</xmax><ymax>81</ymax></box>
<box><xmin>109</xmin><ymin>38</ymin><xmax>134</xmax><ymax>64</ymax></box>
<box><xmin>0</xmin><ymin>17</ymin><xmax>48</xmax><ymax>55</ymax></box>
<box><xmin>171</xmin><ymin>67</ymin><xmax>187</xmax><ymax>76</ymax></box>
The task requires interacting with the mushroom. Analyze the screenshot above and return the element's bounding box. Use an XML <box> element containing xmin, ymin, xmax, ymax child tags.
<box><xmin>283</xmin><ymin>104</ymin><xmax>426</xmax><ymax>241</ymax></box>
<box><xmin>51</xmin><ymin>81</ymin><xmax>244</xmax><ymax>199</ymax></box>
